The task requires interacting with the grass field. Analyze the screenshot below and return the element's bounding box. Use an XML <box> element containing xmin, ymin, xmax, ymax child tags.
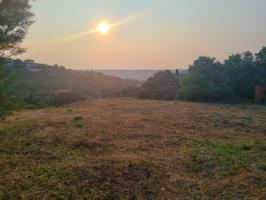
<box><xmin>0</xmin><ymin>98</ymin><xmax>265</xmax><ymax>200</ymax></box>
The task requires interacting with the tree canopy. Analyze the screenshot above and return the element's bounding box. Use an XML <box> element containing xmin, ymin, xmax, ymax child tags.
<box><xmin>0</xmin><ymin>0</ymin><xmax>34</xmax><ymax>118</ymax></box>
<box><xmin>180</xmin><ymin>57</ymin><xmax>233</xmax><ymax>101</ymax></box>
<box><xmin>137</xmin><ymin>47</ymin><xmax>266</xmax><ymax>103</ymax></box>
<box><xmin>0</xmin><ymin>0</ymin><xmax>34</xmax><ymax>58</ymax></box>
<box><xmin>139</xmin><ymin>70</ymin><xmax>180</xmax><ymax>100</ymax></box>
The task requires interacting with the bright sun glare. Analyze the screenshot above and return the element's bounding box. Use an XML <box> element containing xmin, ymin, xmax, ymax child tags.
<box><xmin>97</xmin><ymin>22</ymin><xmax>111</xmax><ymax>35</ymax></box>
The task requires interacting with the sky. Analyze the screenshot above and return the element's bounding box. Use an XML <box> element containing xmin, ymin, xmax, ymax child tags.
<box><xmin>21</xmin><ymin>0</ymin><xmax>266</xmax><ymax>69</ymax></box>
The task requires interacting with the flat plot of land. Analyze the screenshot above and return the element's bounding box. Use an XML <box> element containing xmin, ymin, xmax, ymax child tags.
<box><xmin>0</xmin><ymin>99</ymin><xmax>265</xmax><ymax>200</ymax></box>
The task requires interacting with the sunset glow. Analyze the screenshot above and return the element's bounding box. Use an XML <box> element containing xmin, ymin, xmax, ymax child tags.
<box><xmin>97</xmin><ymin>22</ymin><xmax>111</xmax><ymax>35</ymax></box>
<box><xmin>22</xmin><ymin>0</ymin><xmax>266</xmax><ymax>69</ymax></box>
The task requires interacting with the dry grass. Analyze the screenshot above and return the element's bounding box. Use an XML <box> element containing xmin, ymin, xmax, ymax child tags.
<box><xmin>0</xmin><ymin>98</ymin><xmax>265</xmax><ymax>200</ymax></box>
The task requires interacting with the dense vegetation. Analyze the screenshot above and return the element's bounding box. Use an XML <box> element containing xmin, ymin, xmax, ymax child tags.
<box><xmin>0</xmin><ymin>60</ymin><xmax>136</xmax><ymax>113</ymax></box>
<box><xmin>134</xmin><ymin>48</ymin><xmax>266</xmax><ymax>103</ymax></box>
<box><xmin>0</xmin><ymin>0</ymin><xmax>34</xmax><ymax>118</ymax></box>
<box><xmin>0</xmin><ymin>59</ymin><xmax>13</xmax><ymax>118</ymax></box>
<box><xmin>0</xmin><ymin>0</ymin><xmax>34</xmax><ymax>57</ymax></box>
<box><xmin>139</xmin><ymin>70</ymin><xmax>180</xmax><ymax>100</ymax></box>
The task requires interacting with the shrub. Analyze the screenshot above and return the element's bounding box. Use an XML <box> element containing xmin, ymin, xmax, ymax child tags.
<box><xmin>50</xmin><ymin>90</ymin><xmax>85</xmax><ymax>107</ymax></box>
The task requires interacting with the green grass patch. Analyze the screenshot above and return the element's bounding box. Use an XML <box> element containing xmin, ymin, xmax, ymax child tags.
<box><xmin>188</xmin><ymin>139</ymin><xmax>266</xmax><ymax>175</ymax></box>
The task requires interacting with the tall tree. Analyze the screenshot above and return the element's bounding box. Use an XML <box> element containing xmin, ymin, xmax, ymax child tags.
<box><xmin>255</xmin><ymin>47</ymin><xmax>266</xmax><ymax>85</ymax></box>
<box><xmin>224</xmin><ymin>51</ymin><xmax>257</xmax><ymax>99</ymax></box>
<box><xmin>0</xmin><ymin>0</ymin><xmax>34</xmax><ymax>58</ymax></box>
<box><xmin>0</xmin><ymin>0</ymin><xmax>34</xmax><ymax>117</ymax></box>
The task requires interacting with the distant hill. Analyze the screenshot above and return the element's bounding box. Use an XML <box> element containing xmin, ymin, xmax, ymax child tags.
<box><xmin>96</xmin><ymin>69</ymin><xmax>188</xmax><ymax>81</ymax></box>
<box><xmin>5</xmin><ymin>59</ymin><xmax>139</xmax><ymax>98</ymax></box>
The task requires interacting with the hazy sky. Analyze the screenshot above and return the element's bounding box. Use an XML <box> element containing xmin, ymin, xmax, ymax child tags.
<box><xmin>21</xmin><ymin>0</ymin><xmax>266</xmax><ymax>69</ymax></box>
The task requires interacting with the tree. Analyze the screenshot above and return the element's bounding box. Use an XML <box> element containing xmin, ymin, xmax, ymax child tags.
<box><xmin>224</xmin><ymin>51</ymin><xmax>257</xmax><ymax>99</ymax></box>
<box><xmin>256</xmin><ymin>47</ymin><xmax>266</xmax><ymax>65</ymax></box>
<box><xmin>180</xmin><ymin>57</ymin><xmax>232</xmax><ymax>101</ymax></box>
<box><xmin>0</xmin><ymin>0</ymin><xmax>34</xmax><ymax>58</ymax></box>
<box><xmin>0</xmin><ymin>0</ymin><xmax>34</xmax><ymax>93</ymax></box>
<box><xmin>0</xmin><ymin>60</ymin><xmax>15</xmax><ymax>118</ymax></box>
<box><xmin>0</xmin><ymin>0</ymin><xmax>34</xmax><ymax>118</ymax></box>
<box><xmin>139</xmin><ymin>70</ymin><xmax>180</xmax><ymax>100</ymax></box>
<box><xmin>255</xmin><ymin>47</ymin><xmax>266</xmax><ymax>85</ymax></box>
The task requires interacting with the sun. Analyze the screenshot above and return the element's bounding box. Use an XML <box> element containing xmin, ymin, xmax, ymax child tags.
<box><xmin>97</xmin><ymin>22</ymin><xmax>111</xmax><ymax>35</ymax></box>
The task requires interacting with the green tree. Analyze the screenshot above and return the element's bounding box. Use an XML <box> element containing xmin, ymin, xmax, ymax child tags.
<box><xmin>255</xmin><ymin>47</ymin><xmax>266</xmax><ymax>85</ymax></box>
<box><xmin>256</xmin><ymin>47</ymin><xmax>266</xmax><ymax>65</ymax></box>
<box><xmin>0</xmin><ymin>60</ymin><xmax>15</xmax><ymax>118</ymax></box>
<box><xmin>0</xmin><ymin>0</ymin><xmax>34</xmax><ymax>57</ymax></box>
<box><xmin>224</xmin><ymin>51</ymin><xmax>257</xmax><ymax>99</ymax></box>
<box><xmin>139</xmin><ymin>70</ymin><xmax>180</xmax><ymax>100</ymax></box>
<box><xmin>0</xmin><ymin>0</ymin><xmax>34</xmax><ymax>117</ymax></box>
<box><xmin>180</xmin><ymin>57</ymin><xmax>232</xmax><ymax>101</ymax></box>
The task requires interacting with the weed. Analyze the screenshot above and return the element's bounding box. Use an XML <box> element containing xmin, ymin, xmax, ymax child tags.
<box><xmin>73</xmin><ymin>116</ymin><xmax>83</xmax><ymax>121</ymax></box>
<box><xmin>128</xmin><ymin>160</ymin><xmax>134</xmax><ymax>168</ymax></box>
<box><xmin>73</xmin><ymin>116</ymin><xmax>84</xmax><ymax>127</ymax></box>
<box><xmin>20</xmin><ymin>181</ymin><xmax>33</xmax><ymax>191</ymax></box>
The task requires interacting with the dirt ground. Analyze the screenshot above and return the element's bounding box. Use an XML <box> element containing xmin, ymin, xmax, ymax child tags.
<box><xmin>0</xmin><ymin>98</ymin><xmax>265</xmax><ymax>200</ymax></box>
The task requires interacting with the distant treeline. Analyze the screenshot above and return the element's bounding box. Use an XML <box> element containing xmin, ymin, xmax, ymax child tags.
<box><xmin>114</xmin><ymin>47</ymin><xmax>266</xmax><ymax>103</ymax></box>
<box><xmin>1</xmin><ymin>47</ymin><xmax>266</xmax><ymax>119</ymax></box>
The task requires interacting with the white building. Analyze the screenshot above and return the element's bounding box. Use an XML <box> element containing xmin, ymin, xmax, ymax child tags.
<box><xmin>24</xmin><ymin>59</ymin><xmax>42</xmax><ymax>72</ymax></box>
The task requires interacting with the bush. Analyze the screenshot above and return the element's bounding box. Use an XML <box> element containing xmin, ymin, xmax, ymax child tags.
<box><xmin>0</xmin><ymin>95</ymin><xmax>26</xmax><ymax>119</ymax></box>
<box><xmin>50</xmin><ymin>90</ymin><xmax>85</xmax><ymax>107</ymax></box>
<box><xmin>23</xmin><ymin>94</ymin><xmax>51</xmax><ymax>108</ymax></box>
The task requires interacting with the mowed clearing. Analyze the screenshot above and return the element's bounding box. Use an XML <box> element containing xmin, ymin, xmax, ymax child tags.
<box><xmin>0</xmin><ymin>98</ymin><xmax>265</xmax><ymax>200</ymax></box>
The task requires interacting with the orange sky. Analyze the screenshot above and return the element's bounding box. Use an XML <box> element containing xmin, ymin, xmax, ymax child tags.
<box><xmin>21</xmin><ymin>0</ymin><xmax>266</xmax><ymax>69</ymax></box>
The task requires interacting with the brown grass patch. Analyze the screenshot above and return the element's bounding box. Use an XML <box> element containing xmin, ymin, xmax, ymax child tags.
<box><xmin>0</xmin><ymin>98</ymin><xmax>265</xmax><ymax>199</ymax></box>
